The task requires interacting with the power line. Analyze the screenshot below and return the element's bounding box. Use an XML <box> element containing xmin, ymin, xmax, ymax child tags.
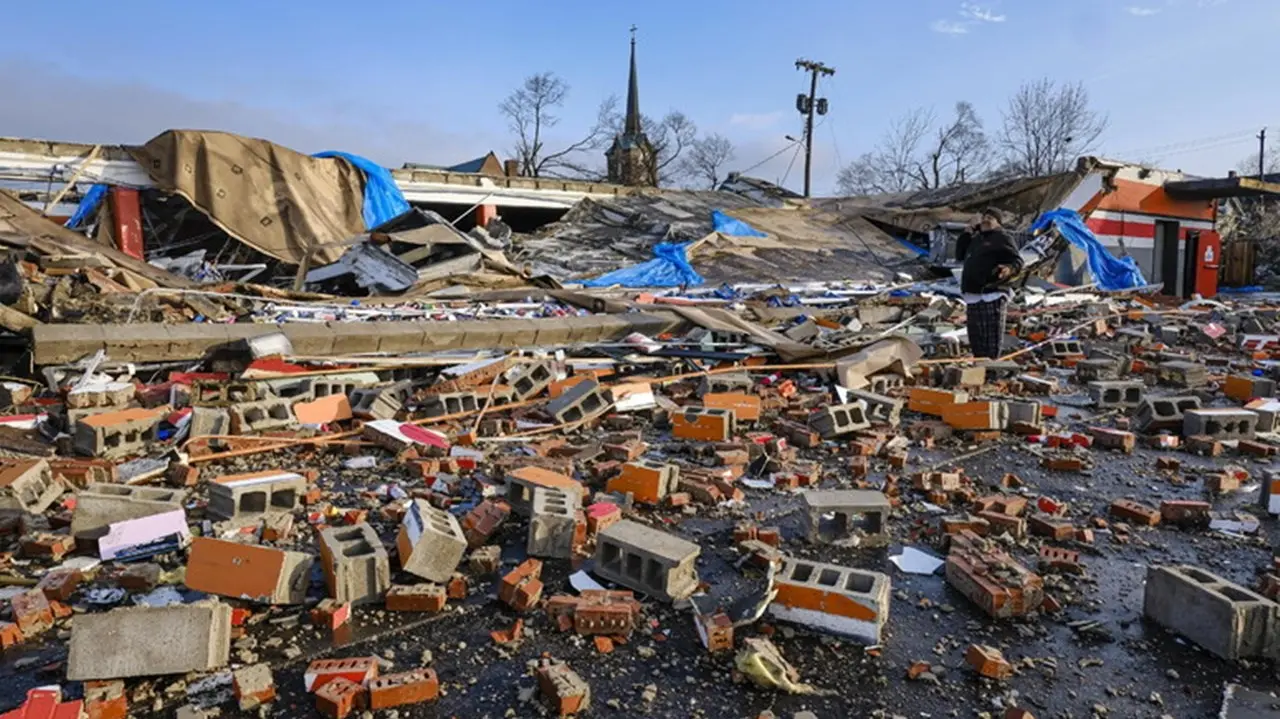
<box><xmin>738</xmin><ymin>139</ymin><xmax>803</xmax><ymax>177</ymax></box>
<box><xmin>1110</xmin><ymin>126</ymin><xmax>1278</xmax><ymax>159</ymax></box>
<box><xmin>780</xmin><ymin>141</ymin><xmax>805</xmax><ymax>188</ymax></box>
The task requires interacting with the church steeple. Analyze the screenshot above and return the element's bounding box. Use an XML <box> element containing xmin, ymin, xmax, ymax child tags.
<box><xmin>606</xmin><ymin>26</ymin><xmax>657</xmax><ymax>187</ymax></box>
<box><xmin>624</xmin><ymin>26</ymin><xmax>642</xmax><ymax>137</ymax></box>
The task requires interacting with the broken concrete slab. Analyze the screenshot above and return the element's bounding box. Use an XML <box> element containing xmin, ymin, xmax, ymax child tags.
<box><xmin>67</xmin><ymin>599</ymin><xmax>232</xmax><ymax>680</ymax></box>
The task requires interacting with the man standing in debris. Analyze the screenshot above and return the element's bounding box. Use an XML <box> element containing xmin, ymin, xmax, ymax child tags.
<box><xmin>956</xmin><ymin>208</ymin><xmax>1022</xmax><ymax>360</ymax></box>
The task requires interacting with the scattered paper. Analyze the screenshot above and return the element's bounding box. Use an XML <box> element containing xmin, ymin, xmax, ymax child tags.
<box><xmin>890</xmin><ymin>547</ymin><xmax>945</xmax><ymax>575</ymax></box>
<box><xmin>570</xmin><ymin>571</ymin><xmax>605</xmax><ymax>592</ymax></box>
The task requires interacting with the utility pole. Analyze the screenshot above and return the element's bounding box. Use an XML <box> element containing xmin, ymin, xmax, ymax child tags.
<box><xmin>794</xmin><ymin>59</ymin><xmax>835</xmax><ymax>198</ymax></box>
<box><xmin>1259</xmin><ymin>127</ymin><xmax>1267</xmax><ymax>180</ymax></box>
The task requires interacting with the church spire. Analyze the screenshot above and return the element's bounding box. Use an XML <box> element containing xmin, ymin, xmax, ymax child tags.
<box><xmin>624</xmin><ymin>25</ymin><xmax>642</xmax><ymax>137</ymax></box>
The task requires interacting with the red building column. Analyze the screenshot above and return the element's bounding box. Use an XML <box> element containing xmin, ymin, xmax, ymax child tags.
<box><xmin>109</xmin><ymin>187</ymin><xmax>144</xmax><ymax>260</ymax></box>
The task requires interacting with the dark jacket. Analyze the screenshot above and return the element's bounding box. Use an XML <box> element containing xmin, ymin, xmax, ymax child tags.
<box><xmin>956</xmin><ymin>228</ymin><xmax>1023</xmax><ymax>294</ymax></box>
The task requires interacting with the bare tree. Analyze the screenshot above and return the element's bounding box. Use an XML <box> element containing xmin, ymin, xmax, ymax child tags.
<box><xmin>648</xmin><ymin>111</ymin><xmax>698</xmax><ymax>185</ymax></box>
<box><xmin>917</xmin><ymin>102</ymin><xmax>992</xmax><ymax>188</ymax></box>
<box><xmin>499</xmin><ymin>72</ymin><xmax>617</xmax><ymax>178</ymax></box>
<box><xmin>997</xmin><ymin>79</ymin><xmax>1106</xmax><ymax>177</ymax></box>
<box><xmin>680</xmin><ymin>134</ymin><xmax>736</xmax><ymax>189</ymax></box>
<box><xmin>835</xmin><ymin>108</ymin><xmax>932</xmax><ymax>195</ymax></box>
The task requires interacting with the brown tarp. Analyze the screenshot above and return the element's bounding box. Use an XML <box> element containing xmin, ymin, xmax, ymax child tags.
<box><xmin>128</xmin><ymin>130</ymin><xmax>368</xmax><ymax>265</ymax></box>
<box><xmin>0</xmin><ymin>189</ymin><xmax>189</xmax><ymax>288</ymax></box>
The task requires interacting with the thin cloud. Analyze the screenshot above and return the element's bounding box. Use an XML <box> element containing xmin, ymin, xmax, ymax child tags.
<box><xmin>1126</xmin><ymin>6</ymin><xmax>1161</xmax><ymax>15</ymax></box>
<box><xmin>960</xmin><ymin>3</ymin><xmax>1006</xmax><ymax>22</ymax></box>
<box><xmin>729</xmin><ymin>111</ymin><xmax>784</xmax><ymax>131</ymax></box>
<box><xmin>931</xmin><ymin>20</ymin><xmax>971</xmax><ymax>35</ymax></box>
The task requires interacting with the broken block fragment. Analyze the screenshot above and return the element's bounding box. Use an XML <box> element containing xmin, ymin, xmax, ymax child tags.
<box><xmin>67</xmin><ymin>599</ymin><xmax>232</xmax><ymax>680</ymax></box>
<box><xmin>594</xmin><ymin>519</ymin><xmax>700</xmax><ymax>601</ymax></box>
<box><xmin>0</xmin><ymin>458</ymin><xmax>61</xmax><ymax>515</ymax></box>
<box><xmin>233</xmin><ymin>663</ymin><xmax>276</xmax><ymax>710</ymax></box>
<box><xmin>73</xmin><ymin>407</ymin><xmax>164</xmax><ymax>459</ymax></box>
<box><xmin>396</xmin><ymin>498</ymin><xmax>466</xmax><ymax>583</ymax></box>
<box><xmin>527</xmin><ymin>487</ymin><xmax>586</xmax><ymax>559</ymax></box>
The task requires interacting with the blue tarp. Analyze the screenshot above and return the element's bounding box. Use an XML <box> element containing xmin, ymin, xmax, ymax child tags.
<box><xmin>583</xmin><ymin>242</ymin><xmax>704</xmax><ymax>288</ymax></box>
<box><xmin>312</xmin><ymin>151</ymin><xmax>410</xmax><ymax>229</ymax></box>
<box><xmin>1031</xmin><ymin>208</ymin><xmax>1147</xmax><ymax>291</ymax></box>
<box><xmin>711</xmin><ymin>210</ymin><xmax>767</xmax><ymax>238</ymax></box>
<box><xmin>64</xmin><ymin>184</ymin><xmax>109</xmax><ymax>229</ymax></box>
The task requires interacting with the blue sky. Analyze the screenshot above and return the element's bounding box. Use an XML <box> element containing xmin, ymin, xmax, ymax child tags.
<box><xmin>1</xmin><ymin>0</ymin><xmax>1275</xmax><ymax>194</ymax></box>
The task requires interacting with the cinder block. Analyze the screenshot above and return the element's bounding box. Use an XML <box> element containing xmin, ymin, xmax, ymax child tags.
<box><xmin>67</xmin><ymin>599</ymin><xmax>232</xmax><ymax>680</ymax></box>
<box><xmin>606</xmin><ymin>460</ymin><xmax>679</xmax><ymax>504</ymax></box>
<box><xmin>185</xmin><ymin>537</ymin><xmax>313</xmax><ymax>604</ymax></box>
<box><xmin>207</xmin><ymin>470</ymin><xmax>307</xmax><ymax>523</ymax></box>
<box><xmin>385</xmin><ymin>583</ymin><xmax>446</xmax><ymax>612</ymax></box>
<box><xmin>66</xmin><ymin>381</ymin><xmax>134</xmax><ymax>409</ymax></box>
<box><xmin>544</xmin><ymin>379</ymin><xmax>613</xmax><ymax>424</ymax></box>
<box><xmin>0</xmin><ymin>458</ymin><xmax>61</xmax><ymax>514</ymax></box>
<box><xmin>594</xmin><ymin>520</ymin><xmax>700</xmax><ymax>601</ymax></box>
<box><xmin>1045</xmin><ymin>339</ymin><xmax>1084</xmax><ymax>358</ymax></box>
<box><xmin>70</xmin><ymin>483</ymin><xmax>184</xmax><ymax>541</ymax></box>
<box><xmin>907</xmin><ymin>388</ymin><xmax>969</xmax><ymax>417</ymax></box>
<box><xmin>73</xmin><ymin>407</ymin><xmax>163</xmax><ymax>459</ymax></box>
<box><xmin>849</xmin><ymin>389</ymin><xmax>904</xmax><ymax>427</ymax></box>
<box><xmin>349</xmin><ymin>381</ymin><xmax>414</xmax><ymax>420</ymax></box>
<box><xmin>941</xmin><ymin>401</ymin><xmax>1008</xmax><ymax>431</ymax></box>
<box><xmin>1143</xmin><ymin>564</ymin><xmax>1280</xmax><ymax>660</ymax></box>
<box><xmin>768</xmin><ymin>555</ymin><xmax>890</xmax><ymax>644</ymax></box>
<box><xmin>1087</xmin><ymin>381</ymin><xmax>1144</xmax><ymax>409</ymax></box>
<box><xmin>228</xmin><ymin>397</ymin><xmax>295</xmax><ymax>434</ymax></box>
<box><xmin>672</xmin><ymin>407</ymin><xmax>736</xmax><ymax>441</ymax></box>
<box><xmin>1183</xmin><ymin>408</ymin><xmax>1258</xmax><ymax>440</ymax></box>
<box><xmin>189</xmin><ymin>406</ymin><xmax>231</xmax><ymax>443</ymax></box>
<box><xmin>418</xmin><ymin>392</ymin><xmax>479</xmax><ymax>418</ymax></box>
<box><xmin>698</xmin><ymin>372</ymin><xmax>752</xmax><ymax>397</ymax></box>
<box><xmin>1135</xmin><ymin>396</ymin><xmax>1202</xmax><ymax>433</ymax></box>
<box><xmin>506</xmin><ymin>467</ymin><xmax>583</xmax><ymax>517</ymax></box>
<box><xmin>318</xmin><ymin>523</ymin><xmax>391</xmax><ymax>605</ymax></box>
<box><xmin>1225</xmin><ymin>374</ymin><xmax>1277</xmax><ymax>402</ymax></box>
<box><xmin>801</xmin><ymin>489</ymin><xmax>890</xmax><ymax>546</ymax></box>
<box><xmin>808</xmin><ymin>401</ymin><xmax>870</xmax><ymax>438</ymax></box>
<box><xmin>396</xmin><ymin>499</ymin><xmax>466</xmax><ymax>583</ymax></box>
<box><xmin>1156</xmin><ymin>360</ymin><xmax>1208</xmax><ymax>388</ymax></box>
<box><xmin>528</xmin><ymin>487</ymin><xmax>586</xmax><ymax>559</ymax></box>
<box><xmin>1075</xmin><ymin>358</ymin><xmax>1120</xmax><ymax>382</ymax></box>
<box><xmin>510</xmin><ymin>361</ymin><xmax>555</xmax><ymax>400</ymax></box>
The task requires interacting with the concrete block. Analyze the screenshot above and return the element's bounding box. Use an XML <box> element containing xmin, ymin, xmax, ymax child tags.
<box><xmin>768</xmin><ymin>555</ymin><xmax>890</xmax><ymax>644</ymax></box>
<box><xmin>808</xmin><ymin>401</ymin><xmax>870</xmax><ymax>438</ymax></box>
<box><xmin>185</xmin><ymin>536</ymin><xmax>313</xmax><ymax>604</ymax></box>
<box><xmin>606</xmin><ymin>460</ymin><xmax>679</xmax><ymax>505</ymax></box>
<box><xmin>0</xmin><ymin>458</ymin><xmax>61</xmax><ymax>514</ymax></box>
<box><xmin>1074</xmin><ymin>358</ymin><xmax>1120</xmax><ymax>382</ymax></box>
<box><xmin>228</xmin><ymin>397</ymin><xmax>295</xmax><ymax>434</ymax></box>
<box><xmin>73</xmin><ymin>407</ymin><xmax>163</xmax><ymax>459</ymax></box>
<box><xmin>67</xmin><ymin>599</ymin><xmax>232</xmax><ymax>680</ymax></box>
<box><xmin>698</xmin><ymin>372</ymin><xmax>752</xmax><ymax>397</ymax></box>
<box><xmin>1087</xmin><ymin>381</ymin><xmax>1144</xmax><ymax>410</ymax></box>
<box><xmin>396</xmin><ymin>499</ymin><xmax>466</xmax><ymax>583</ymax></box>
<box><xmin>1183</xmin><ymin>408</ymin><xmax>1258</xmax><ymax>440</ymax></box>
<box><xmin>66</xmin><ymin>381</ymin><xmax>134</xmax><ymax>409</ymax></box>
<box><xmin>71</xmin><ymin>483</ymin><xmax>184</xmax><ymax>541</ymax></box>
<box><xmin>671</xmin><ymin>407</ymin><xmax>736</xmax><ymax>441</ymax></box>
<box><xmin>506</xmin><ymin>467</ymin><xmax>583</xmax><ymax>517</ymax></box>
<box><xmin>545</xmin><ymin>379</ymin><xmax>613</xmax><ymax>424</ymax></box>
<box><xmin>1135</xmin><ymin>396</ymin><xmax>1202</xmax><ymax>434</ymax></box>
<box><xmin>1225</xmin><ymin>374</ymin><xmax>1277</xmax><ymax>402</ymax></box>
<box><xmin>510</xmin><ymin>361</ymin><xmax>555</xmax><ymax>400</ymax></box>
<box><xmin>801</xmin><ymin>489</ymin><xmax>891</xmax><ymax>546</ymax></box>
<box><xmin>1156</xmin><ymin>360</ymin><xmax>1208</xmax><ymax>388</ymax></box>
<box><xmin>189</xmin><ymin>406</ymin><xmax>231</xmax><ymax>442</ymax></box>
<box><xmin>850</xmin><ymin>389</ymin><xmax>903</xmax><ymax>427</ymax></box>
<box><xmin>1143</xmin><ymin>565</ymin><xmax>1280</xmax><ymax>660</ymax></box>
<box><xmin>1045</xmin><ymin>339</ymin><xmax>1084</xmax><ymax>358</ymax></box>
<box><xmin>528</xmin><ymin>487</ymin><xmax>586</xmax><ymax>559</ymax></box>
<box><xmin>868</xmin><ymin>373</ymin><xmax>904</xmax><ymax>394</ymax></box>
<box><xmin>594</xmin><ymin>519</ymin><xmax>700</xmax><ymax>601</ymax></box>
<box><xmin>208</xmin><ymin>470</ymin><xmax>307</xmax><ymax>523</ymax></box>
<box><xmin>418</xmin><ymin>392</ymin><xmax>479</xmax><ymax>418</ymax></box>
<box><xmin>318</xmin><ymin>523</ymin><xmax>390</xmax><ymax>605</ymax></box>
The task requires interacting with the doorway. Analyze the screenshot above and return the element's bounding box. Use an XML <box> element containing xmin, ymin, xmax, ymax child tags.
<box><xmin>1155</xmin><ymin>220</ymin><xmax>1182</xmax><ymax>296</ymax></box>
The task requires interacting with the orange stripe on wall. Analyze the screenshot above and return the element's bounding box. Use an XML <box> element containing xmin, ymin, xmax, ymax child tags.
<box><xmin>1093</xmin><ymin>178</ymin><xmax>1215</xmax><ymax>221</ymax></box>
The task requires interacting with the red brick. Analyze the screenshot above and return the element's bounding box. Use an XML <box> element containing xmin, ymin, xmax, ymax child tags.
<box><xmin>1041</xmin><ymin>456</ymin><xmax>1084</xmax><ymax>472</ymax></box>
<box><xmin>84</xmin><ymin>680</ymin><xmax>127</xmax><ymax>719</ymax></box>
<box><xmin>536</xmin><ymin>660</ymin><xmax>591</xmax><ymax>717</ymax></box>
<box><xmin>385</xmin><ymin>584</ymin><xmax>446</xmax><ymax>613</ymax></box>
<box><xmin>1109</xmin><ymin>499</ymin><xmax>1160</xmax><ymax>526</ymax></box>
<box><xmin>0</xmin><ymin>621</ymin><xmax>23</xmax><ymax>649</ymax></box>
<box><xmin>946</xmin><ymin>531</ymin><xmax>1043</xmax><ymax>618</ymax></box>
<box><xmin>976</xmin><ymin>510</ymin><xmax>1026</xmax><ymax>539</ymax></box>
<box><xmin>305</xmin><ymin>657</ymin><xmax>379</xmax><ymax>692</ymax></box>
<box><xmin>1027</xmin><ymin>516</ymin><xmax>1074</xmax><ymax>541</ymax></box>
<box><xmin>699</xmin><ymin>612</ymin><xmax>734</xmax><ymax>653</ymax></box>
<box><xmin>499</xmin><ymin>558</ymin><xmax>544</xmax><ymax>612</ymax></box>
<box><xmin>461</xmin><ymin>499</ymin><xmax>511</xmax><ymax>548</ymax></box>
<box><xmin>315</xmin><ymin>677</ymin><xmax>366</xmax><ymax>719</ymax></box>
<box><xmin>369</xmin><ymin>668</ymin><xmax>439</xmax><ymax>709</ymax></box>
<box><xmin>1160</xmin><ymin>500</ymin><xmax>1211</xmax><ymax>526</ymax></box>
<box><xmin>311</xmin><ymin>599</ymin><xmax>351</xmax><ymax>629</ymax></box>
<box><xmin>1155</xmin><ymin>457</ymin><xmax>1181</xmax><ymax>471</ymax></box>
<box><xmin>36</xmin><ymin>567</ymin><xmax>82</xmax><ymax>602</ymax></box>
<box><xmin>966</xmin><ymin>644</ymin><xmax>1012</xmax><ymax>679</ymax></box>
<box><xmin>19</xmin><ymin>533</ymin><xmax>74</xmax><ymax>560</ymax></box>
<box><xmin>10</xmin><ymin>589</ymin><xmax>53</xmax><ymax>637</ymax></box>
<box><xmin>1038</xmin><ymin>545</ymin><xmax>1082</xmax><ymax>573</ymax></box>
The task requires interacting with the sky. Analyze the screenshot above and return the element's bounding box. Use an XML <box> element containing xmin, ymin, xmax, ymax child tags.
<box><xmin>2</xmin><ymin>0</ymin><xmax>1277</xmax><ymax>195</ymax></box>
